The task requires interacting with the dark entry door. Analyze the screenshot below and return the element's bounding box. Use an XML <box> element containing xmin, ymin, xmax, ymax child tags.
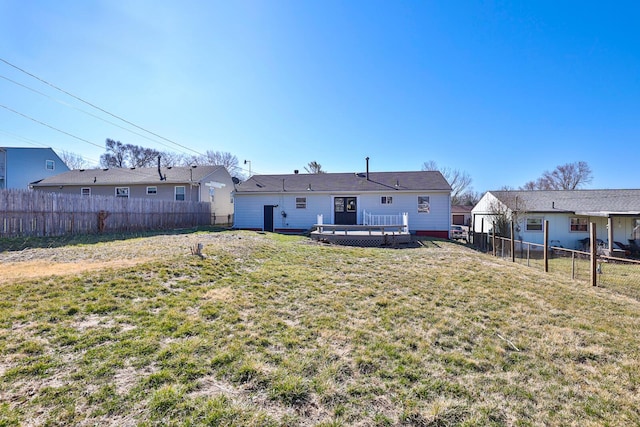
<box><xmin>334</xmin><ymin>197</ymin><xmax>357</xmax><ymax>225</ymax></box>
<box><xmin>263</xmin><ymin>205</ymin><xmax>274</xmax><ymax>232</ymax></box>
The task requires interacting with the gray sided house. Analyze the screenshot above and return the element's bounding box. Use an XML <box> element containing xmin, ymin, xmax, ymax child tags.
<box><xmin>233</xmin><ymin>170</ymin><xmax>452</xmax><ymax>237</ymax></box>
<box><xmin>31</xmin><ymin>165</ymin><xmax>235</xmax><ymax>222</ymax></box>
<box><xmin>0</xmin><ymin>147</ymin><xmax>69</xmax><ymax>190</ymax></box>
<box><xmin>472</xmin><ymin>190</ymin><xmax>640</xmax><ymax>250</ymax></box>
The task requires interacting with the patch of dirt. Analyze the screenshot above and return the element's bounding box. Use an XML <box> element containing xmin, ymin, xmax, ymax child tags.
<box><xmin>0</xmin><ymin>232</ymin><xmax>267</xmax><ymax>284</ymax></box>
<box><xmin>0</xmin><ymin>259</ymin><xmax>153</xmax><ymax>283</ymax></box>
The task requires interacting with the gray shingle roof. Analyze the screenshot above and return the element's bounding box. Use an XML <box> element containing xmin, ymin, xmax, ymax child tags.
<box><xmin>31</xmin><ymin>165</ymin><xmax>224</xmax><ymax>186</ymax></box>
<box><xmin>488</xmin><ymin>190</ymin><xmax>640</xmax><ymax>214</ymax></box>
<box><xmin>235</xmin><ymin>171</ymin><xmax>451</xmax><ymax>193</ymax></box>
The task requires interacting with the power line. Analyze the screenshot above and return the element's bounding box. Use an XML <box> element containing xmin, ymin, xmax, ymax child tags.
<box><xmin>0</xmin><ymin>129</ymin><xmax>101</xmax><ymax>166</ymax></box>
<box><xmin>0</xmin><ymin>73</ymin><xmax>192</xmax><ymax>154</ymax></box>
<box><xmin>0</xmin><ymin>57</ymin><xmax>203</xmax><ymax>156</ymax></box>
<box><xmin>0</xmin><ymin>104</ymin><xmax>103</xmax><ymax>148</ymax></box>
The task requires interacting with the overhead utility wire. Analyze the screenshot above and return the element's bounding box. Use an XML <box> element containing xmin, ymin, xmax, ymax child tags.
<box><xmin>0</xmin><ymin>74</ymin><xmax>189</xmax><ymax>154</ymax></box>
<box><xmin>0</xmin><ymin>104</ymin><xmax>103</xmax><ymax>149</ymax></box>
<box><xmin>0</xmin><ymin>128</ymin><xmax>101</xmax><ymax>165</ymax></box>
<box><xmin>0</xmin><ymin>57</ymin><xmax>203</xmax><ymax>156</ymax></box>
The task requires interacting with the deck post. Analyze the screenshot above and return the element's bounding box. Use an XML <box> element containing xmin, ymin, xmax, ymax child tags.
<box><xmin>317</xmin><ymin>214</ymin><xmax>323</xmax><ymax>233</ymax></box>
<box><xmin>402</xmin><ymin>212</ymin><xmax>409</xmax><ymax>233</ymax></box>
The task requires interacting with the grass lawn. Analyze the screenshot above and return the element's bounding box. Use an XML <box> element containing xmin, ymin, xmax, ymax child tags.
<box><xmin>1</xmin><ymin>230</ymin><xmax>639</xmax><ymax>426</ymax></box>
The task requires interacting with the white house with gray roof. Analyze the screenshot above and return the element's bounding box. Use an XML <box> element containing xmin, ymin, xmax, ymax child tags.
<box><xmin>472</xmin><ymin>190</ymin><xmax>640</xmax><ymax>250</ymax></box>
<box><xmin>233</xmin><ymin>170</ymin><xmax>452</xmax><ymax>237</ymax></box>
<box><xmin>30</xmin><ymin>165</ymin><xmax>235</xmax><ymax>223</ymax></box>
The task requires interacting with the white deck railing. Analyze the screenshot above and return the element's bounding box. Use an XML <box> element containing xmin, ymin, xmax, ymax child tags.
<box><xmin>363</xmin><ymin>210</ymin><xmax>409</xmax><ymax>232</ymax></box>
<box><xmin>316</xmin><ymin>211</ymin><xmax>409</xmax><ymax>234</ymax></box>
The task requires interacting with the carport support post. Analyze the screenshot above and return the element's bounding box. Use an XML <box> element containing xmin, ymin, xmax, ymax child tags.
<box><xmin>590</xmin><ymin>222</ymin><xmax>597</xmax><ymax>286</ymax></box>
<box><xmin>510</xmin><ymin>221</ymin><xmax>515</xmax><ymax>262</ymax></box>
<box><xmin>607</xmin><ymin>216</ymin><xmax>614</xmax><ymax>254</ymax></box>
<box><xmin>544</xmin><ymin>220</ymin><xmax>549</xmax><ymax>272</ymax></box>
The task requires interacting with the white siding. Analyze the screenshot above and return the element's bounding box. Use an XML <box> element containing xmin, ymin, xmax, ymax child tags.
<box><xmin>199</xmin><ymin>168</ymin><xmax>235</xmax><ymax>219</ymax></box>
<box><xmin>234</xmin><ymin>191</ymin><xmax>451</xmax><ymax>233</ymax></box>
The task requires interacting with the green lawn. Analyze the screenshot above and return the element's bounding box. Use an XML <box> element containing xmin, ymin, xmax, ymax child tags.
<box><xmin>1</xmin><ymin>231</ymin><xmax>639</xmax><ymax>426</ymax></box>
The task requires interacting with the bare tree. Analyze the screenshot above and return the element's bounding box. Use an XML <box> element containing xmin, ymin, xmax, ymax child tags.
<box><xmin>190</xmin><ymin>150</ymin><xmax>243</xmax><ymax>178</ymax></box>
<box><xmin>483</xmin><ymin>192</ymin><xmax>528</xmax><ymax>237</ymax></box>
<box><xmin>521</xmin><ymin>161</ymin><xmax>593</xmax><ymax>190</ymax></box>
<box><xmin>304</xmin><ymin>161</ymin><xmax>326</xmax><ymax>174</ymax></box>
<box><xmin>421</xmin><ymin>161</ymin><xmax>473</xmax><ymax>205</ymax></box>
<box><xmin>59</xmin><ymin>150</ymin><xmax>92</xmax><ymax>170</ymax></box>
<box><xmin>99</xmin><ymin>138</ymin><xmax>160</xmax><ymax>168</ymax></box>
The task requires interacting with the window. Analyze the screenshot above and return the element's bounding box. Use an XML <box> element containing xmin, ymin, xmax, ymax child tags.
<box><xmin>570</xmin><ymin>217</ymin><xmax>588</xmax><ymax>232</ymax></box>
<box><xmin>175</xmin><ymin>186</ymin><xmax>185</xmax><ymax>201</ymax></box>
<box><xmin>81</xmin><ymin>188</ymin><xmax>91</xmax><ymax>196</ymax></box>
<box><xmin>418</xmin><ymin>196</ymin><xmax>430</xmax><ymax>213</ymax></box>
<box><xmin>147</xmin><ymin>186</ymin><xmax>157</xmax><ymax>195</ymax></box>
<box><xmin>526</xmin><ymin>217</ymin><xmax>543</xmax><ymax>231</ymax></box>
<box><xmin>296</xmin><ymin>197</ymin><xmax>307</xmax><ymax>209</ymax></box>
<box><xmin>633</xmin><ymin>219</ymin><xmax>640</xmax><ymax>240</ymax></box>
<box><xmin>45</xmin><ymin>160</ymin><xmax>54</xmax><ymax>170</ymax></box>
<box><xmin>381</xmin><ymin>196</ymin><xmax>393</xmax><ymax>204</ymax></box>
<box><xmin>346</xmin><ymin>198</ymin><xmax>356</xmax><ymax>212</ymax></box>
<box><xmin>334</xmin><ymin>198</ymin><xmax>344</xmax><ymax>212</ymax></box>
<box><xmin>115</xmin><ymin>187</ymin><xmax>129</xmax><ymax>198</ymax></box>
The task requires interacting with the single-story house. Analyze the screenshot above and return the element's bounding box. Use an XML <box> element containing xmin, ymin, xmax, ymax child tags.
<box><xmin>1</xmin><ymin>147</ymin><xmax>69</xmax><ymax>190</ymax></box>
<box><xmin>451</xmin><ymin>204</ymin><xmax>472</xmax><ymax>226</ymax></box>
<box><xmin>30</xmin><ymin>165</ymin><xmax>235</xmax><ymax>222</ymax></box>
<box><xmin>471</xmin><ymin>190</ymin><xmax>640</xmax><ymax>250</ymax></box>
<box><xmin>233</xmin><ymin>169</ymin><xmax>452</xmax><ymax>237</ymax></box>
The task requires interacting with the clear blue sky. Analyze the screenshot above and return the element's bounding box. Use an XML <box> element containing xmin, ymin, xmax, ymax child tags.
<box><xmin>1</xmin><ymin>1</ymin><xmax>638</xmax><ymax>193</ymax></box>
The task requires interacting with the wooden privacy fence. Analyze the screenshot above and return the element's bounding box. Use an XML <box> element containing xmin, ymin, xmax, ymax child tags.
<box><xmin>0</xmin><ymin>189</ymin><xmax>212</xmax><ymax>237</ymax></box>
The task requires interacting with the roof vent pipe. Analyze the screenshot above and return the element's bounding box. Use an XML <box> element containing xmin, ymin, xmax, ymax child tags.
<box><xmin>366</xmin><ymin>156</ymin><xmax>370</xmax><ymax>180</ymax></box>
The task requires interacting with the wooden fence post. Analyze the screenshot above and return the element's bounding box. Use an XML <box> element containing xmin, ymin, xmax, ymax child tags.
<box><xmin>510</xmin><ymin>221</ymin><xmax>515</xmax><ymax>262</ymax></box>
<box><xmin>590</xmin><ymin>222</ymin><xmax>597</xmax><ymax>286</ymax></box>
<box><xmin>544</xmin><ymin>220</ymin><xmax>549</xmax><ymax>272</ymax></box>
<box><xmin>492</xmin><ymin>221</ymin><xmax>496</xmax><ymax>257</ymax></box>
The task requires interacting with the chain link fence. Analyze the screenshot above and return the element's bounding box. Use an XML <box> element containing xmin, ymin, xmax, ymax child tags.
<box><xmin>473</xmin><ymin>222</ymin><xmax>640</xmax><ymax>301</ymax></box>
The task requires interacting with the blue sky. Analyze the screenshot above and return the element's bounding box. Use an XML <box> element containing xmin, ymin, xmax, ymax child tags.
<box><xmin>1</xmin><ymin>0</ymin><xmax>639</xmax><ymax>193</ymax></box>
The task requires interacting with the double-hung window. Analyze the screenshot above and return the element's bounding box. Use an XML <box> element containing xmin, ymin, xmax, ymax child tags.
<box><xmin>418</xmin><ymin>196</ymin><xmax>430</xmax><ymax>213</ymax></box>
<box><xmin>570</xmin><ymin>217</ymin><xmax>588</xmax><ymax>232</ymax></box>
<box><xmin>115</xmin><ymin>187</ymin><xmax>129</xmax><ymax>198</ymax></box>
<box><xmin>381</xmin><ymin>196</ymin><xmax>393</xmax><ymax>205</ymax></box>
<box><xmin>526</xmin><ymin>217</ymin><xmax>543</xmax><ymax>231</ymax></box>
<box><xmin>175</xmin><ymin>186</ymin><xmax>186</xmax><ymax>201</ymax></box>
<box><xmin>296</xmin><ymin>197</ymin><xmax>307</xmax><ymax>209</ymax></box>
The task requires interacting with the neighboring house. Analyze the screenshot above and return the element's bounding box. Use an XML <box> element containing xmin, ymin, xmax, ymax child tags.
<box><xmin>0</xmin><ymin>147</ymin><xmax>69</xmax><ymax>190</ymax></box>
<box><xmin>451</xmin><ymin>204</ymin><xmax>472</xmax><ymax>226</ymax></box>
<box><xmin>471</xmin><ymin>190</ymin><xmax>640</xmax><ymax>250</ymax></box>
<box><xmin>30</xmin><ymin>165</ymin><xmax>235</xmax><ymax>221</ymax></box>
<box><xmin>233</xmin><ymin>170</ymin><xmax>452</xmax><ymax>237</ymax></box>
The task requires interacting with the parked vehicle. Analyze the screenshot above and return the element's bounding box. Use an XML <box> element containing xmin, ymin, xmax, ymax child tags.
<box><xmin>450</xmin><ymin>225</ymin><xmax>468</xmax><ymax>242</ymax></box>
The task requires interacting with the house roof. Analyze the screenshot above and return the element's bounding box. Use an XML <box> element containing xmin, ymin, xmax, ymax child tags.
<box><xmin>235</xmin><ymin>171</ymin><xmax>451</xmax><ymax>193</ymax></box>
<box><xmin>451</xmin><ymin>204</ymin><xmax>473</xmax><ymax>214</ymax></box>
<box><xmin>30</xmin><ymin>165</ymin><xmax>226</xmax><ymax>187</ymax></box>
<box><xmin>485</xmin><ymin>189</ymin><xmax>640</xmax><ymax>216</ymax></box>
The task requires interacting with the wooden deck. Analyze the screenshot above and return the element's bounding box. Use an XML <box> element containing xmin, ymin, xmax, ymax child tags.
<box><xmin>310</xmin><ymin>224</ymin><xmax>411</xmax><ymax>247</ymax></box>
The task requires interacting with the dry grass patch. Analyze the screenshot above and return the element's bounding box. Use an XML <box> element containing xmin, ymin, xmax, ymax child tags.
<box><xmin>1</xmin><ymin>230</ymin><xmax>639</xmax><ymax>426</ymax></box>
